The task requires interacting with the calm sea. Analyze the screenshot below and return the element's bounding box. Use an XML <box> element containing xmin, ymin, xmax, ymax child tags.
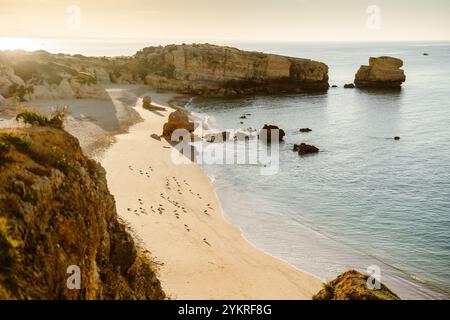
<box><xmin>8</xmin><ymin>39</ymin><xmax>449</xmax><ymax>299</ymax></box>
<box><xmin>187</xmin><ymin>42</ymin><xmax>450</xmax><ymax>299</ymax></box>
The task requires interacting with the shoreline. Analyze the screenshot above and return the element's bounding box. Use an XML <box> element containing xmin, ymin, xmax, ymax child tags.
<box><xmin>100</xmin><ymin>90</ymin><xmax>323</xmax><ymax>299</ymax></box>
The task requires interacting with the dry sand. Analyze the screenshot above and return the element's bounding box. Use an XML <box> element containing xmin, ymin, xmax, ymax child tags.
<box><xmin>101</xmin><ymin>90</ymin><xmax>323</xmax><ymax>299</ymax></box>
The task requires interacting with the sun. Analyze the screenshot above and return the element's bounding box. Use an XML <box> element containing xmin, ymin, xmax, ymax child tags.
<box><xmin>0</xmin><ymin>37</ymin><xmax>46</xmax><ymax>52</ymax></box>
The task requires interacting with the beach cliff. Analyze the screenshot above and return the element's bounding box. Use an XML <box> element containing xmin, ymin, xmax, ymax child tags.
<box><xmin>0</xmin><ymin>122</ymin><xmax>165</xmax><ymax>299</ymax></box>
<box><xmin>0</xmin><ymin>44</ymin><xmax>329</xmax><ymax>102</ymax></box>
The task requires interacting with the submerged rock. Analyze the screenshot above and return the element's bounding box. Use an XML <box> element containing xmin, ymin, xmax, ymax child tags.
<box><xmin>259</xmin><ymin>124</ymin><xmax>286</xmax><ymax>143</ymax></box>
<box><xmin>313</xmin><ymin>270</ymin><xmax>400</xmax><ymax>300</ymax></box>
<box><xmin>354</xmin><ymin>56</ymin><xmax>406</xmax><ymax>89</ymax></box>
<box><xmin>299</xmin><ymin>128</ymin><xmax>312</xmax><ymax>133</ymax></box>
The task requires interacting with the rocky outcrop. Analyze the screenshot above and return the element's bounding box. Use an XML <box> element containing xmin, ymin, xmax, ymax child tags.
<box><xmin>162</xmin><ymin>109</ymin><xmax>195</xmax><ymax>139</ymax></box>
<box><xmin>313</xmin><ymin>270</ymin><xmax>400</xmax><ymax>300</ymax></box>
<box><xmin>1</xmin><ymin>45</ymin><xmax>329</xmax><ymax>101</ymax></box>
<box><xmin>142</xmin><ymin>96</ymin><xmax>152</xmax><ymax>109</ymax></box>
<box><xmin>0</xmin><ymin>125</ymin><xmax>165</xmax><ymax>299</ymax></box>
<box><xmin>137</xmin><ymin>44</ymin><xmax>329</xmax><ymax>96</ymax></box>
<box><xmin>354</xmin><ymin>56</ymin><xmax>406</xmax><ymax>88</ymax></box>
<box><xmin>0</xmin><ymin>51</ymin><xmax>111</xmax><ymax>103</ymax></box>
<box><xmin>294</xmin><ymin>143</ymin><xmax>319</xmax><ymax>155</ymax></box>
<box><xmin>259</xmin><ymin>124</ymin><xmax>286</xmax><ymax>143</ymax></box>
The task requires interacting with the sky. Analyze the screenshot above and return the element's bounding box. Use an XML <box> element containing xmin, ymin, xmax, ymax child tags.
<box><xmin>0</xmin><ymin>0</ymin><xmax>449</xmax><ymax>42</ymax></box>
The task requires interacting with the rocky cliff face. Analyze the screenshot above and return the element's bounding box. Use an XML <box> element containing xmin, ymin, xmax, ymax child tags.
<box><xmin>0</xmin><ymin>126</ymin><xmax>165</xmax><ymax>299</ymax></box>
<box><xmin>0</xmin><ymin>50</ymin><xmax>114</xmax><ymax>103</ymax></box>
<box><xmin>354</xmin><ymin>56</ymin><xmax>406</xmax><ymax>89</ymax></box>
<box><xmin>0</xmin><ymin>44</ymin><xmax>329</xmax><ymax>103</ymax></box>
<box><xmin>138</xmin><ymin>44</ymin><xmax>329</xmax><ymax>96</ymax></box>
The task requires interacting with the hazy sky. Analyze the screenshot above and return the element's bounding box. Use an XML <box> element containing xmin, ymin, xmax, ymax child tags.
<box><xmin>1</xmin><ymin>0</ymin><xmax>450</xmax><ymax>41</ymax></box>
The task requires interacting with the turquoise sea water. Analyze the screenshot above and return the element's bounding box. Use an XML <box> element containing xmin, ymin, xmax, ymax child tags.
<box><xmin>187</xmin><ymin>42</ymin><xmax>450</xmax><ymax>299</ymax></box>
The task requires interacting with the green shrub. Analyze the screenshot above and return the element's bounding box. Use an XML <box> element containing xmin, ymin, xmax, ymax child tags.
<box><xmin>16</xmin><ymin>109</ymin><xmax>66</xmax><ymax>129</ymax></box>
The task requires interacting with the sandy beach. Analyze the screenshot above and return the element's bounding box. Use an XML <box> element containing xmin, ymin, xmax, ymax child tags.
<box><xmin>100</xmin><ymin>90</ymin><xmax>323</xmax><ymax>300</ymax></box>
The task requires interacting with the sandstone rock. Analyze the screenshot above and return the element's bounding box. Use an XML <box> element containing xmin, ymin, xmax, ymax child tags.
<box><xmin>344</xmin><ymin>83</ymin><xmax>355</xmax><ymax>89</ymax></box>
<box><xmin>259</xmin><ymin>124</ymin><xmax>285</xmax><ymax>143</ymax></box>
<box><xmin>299</xmin><ymin>128</ymin><xmax>312</xmax><ymax>133</ymax></box>
<box><xmin>313</xmin><ymin>270</ymin><xmax>400</xmax><ymax>300</ymax></box>
<box><xmin>162</xmin><ymin>109</ymin><xmax>194</xmax><ymax>139</ymax></box>
<box><xmin>138</xmin><ymin>44</ymin><xmax>329</xmax><ymax>96</ymax></box>
<box><xmin>0</xmin><ymin>127</ymin><xmax>165</xmax><ymax>299</ymax></box>
<box><xmin>295</xmin><ymin>143</ymin><xmax>319</xmax><ymax>155</ymax></box>
<box><xmin>355</xmin><ymin>56</ymin><xmax>406</xmax><ymax>88</ymax></box>
<box><xmin>142</xmin><ymin>96</ymin><xmax>152</xmax><ymax>109</ymax></box>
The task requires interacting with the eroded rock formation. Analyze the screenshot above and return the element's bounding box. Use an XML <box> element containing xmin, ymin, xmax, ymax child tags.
<box><xmin>313</xmin><ymin>270</ymin><xmax>400</xmax><ymax>300</ymax></box>
<box><xmin>354</xmin><ymin>56</ymin><xmax>406</xmax><ymax>89</ymax></box>
<box><xmin>140</xmin><ymin>44</ymin><xmax>329</xmax><ymax>96</ymax></box>
<box><xmin>162</xmin><ymin>109</ymin><xmax>195</xmax><ymax>139</ymax></box>
<box><xmin>0</xmin><ymin>45</ymin><xmax>329</xmax><ymax>102</ymax></box>
<box><xmin>0</xmin><ymin>126</ymin><xmax>165</xmax><ymax>299</ymax></box>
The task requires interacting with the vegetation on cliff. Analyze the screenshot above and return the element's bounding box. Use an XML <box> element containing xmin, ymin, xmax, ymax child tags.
<box><xmin>0</xmin><ymin>113</ymin><xmax>165</xmax><ymax>299</ymax></box>
<box><xmin>313</xmin><ymin>270</ymin><xmax>400</xmax><ymax>300</ymax></box>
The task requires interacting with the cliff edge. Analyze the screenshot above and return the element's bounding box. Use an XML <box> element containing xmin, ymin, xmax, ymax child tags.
<box><xmin>0</xmin><ymin>122</ymin><xmax>165</xmax><ymax>299</ymax></box>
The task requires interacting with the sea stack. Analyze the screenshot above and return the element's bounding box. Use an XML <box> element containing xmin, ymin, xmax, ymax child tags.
<box><xmin>354</xmin><ymin>56</ymin><xmax>406</xmax><ymax>89</ymax></box>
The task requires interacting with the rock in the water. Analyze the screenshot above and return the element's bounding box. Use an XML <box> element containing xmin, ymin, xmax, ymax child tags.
<box><xmin>295</xmin><ymin>143</ymin><xmax>319</xmax><ymax>155</ymax></box>
<box><xmin>259</xmin><ymin>124</ymin><xmax>286</xmax><ymax>143</ymax></box>
<box><xmin>331</xmin><ymin>85</ymin><xmax>338</xmax><ymax>88</ymax></box>
<box><xmin>240</xmin><ymin>115</ymin><xmax>247</xmax><ymax>119</ymax></box>
<box><xmin>162</xmin><ymin>109</ymin><xmax>195</xmax><ymax>139</ymax></box>
<box><xmin>354</xmin><ymin>56</ymin><xmax>406</xmax><ymax>88</ymax></box>
<box><xmin>394</xmin><ymin>136</ymin><xmax>400</xmax><ymax>140</ymax></box>
<box><xmin>299</xmin><ymin>128</ymin><xmax>312</xmax><ymax>133</ymax></box>
<box><xmin>313</xmin><ymin>270</ymin><xmax>400</xmax><ymax>300</ymax></box>
<box><xmin>344</xmin><ymin>83</ymin><xmax>355</xmax><ymax>89</ymax></box>
<box><xmin>204</xmin><ymin>131</ymin><xmax>231</xmax><ymax>143</ymax></box>
<box><xmin>423</xmin><ymin>53</ymin><xmax>429</xmax><ymax>56</ymax></box>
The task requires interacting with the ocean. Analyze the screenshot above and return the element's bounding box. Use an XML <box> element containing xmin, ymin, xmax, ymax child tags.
<box><xmin>186</xmin><ymin>42</ymin><xmax>450</xmax><ymax>299</ymax></box>
<box><xmin>4</xmin><ymin>39</ymin><xmax>449</xmax><ymax>299</ymax></box>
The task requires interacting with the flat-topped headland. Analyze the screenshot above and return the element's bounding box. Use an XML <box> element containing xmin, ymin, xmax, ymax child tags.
<box><xmin>0</xmin><ymin>44</ymin><xmax>329</xmax><ymax>103</ymax></box>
